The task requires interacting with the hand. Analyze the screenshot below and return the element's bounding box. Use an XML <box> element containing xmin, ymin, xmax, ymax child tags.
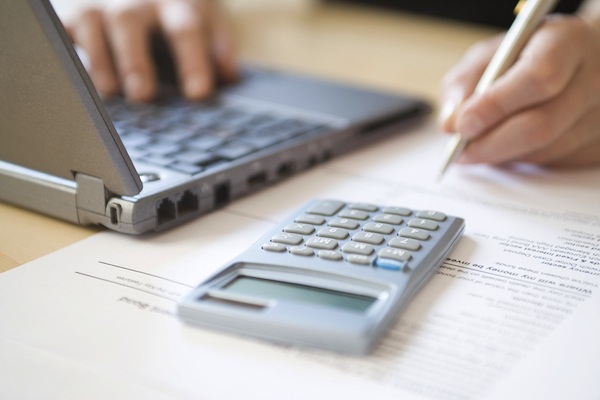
<box><xmin>63</xmin><ymin>0</ymin><xmax>238</xmax><ymax>102</ymax></box>
<box><xmin>439</xmin><ymin>15</ymin><xmax>600</xmax><ymax>168</ymax></box>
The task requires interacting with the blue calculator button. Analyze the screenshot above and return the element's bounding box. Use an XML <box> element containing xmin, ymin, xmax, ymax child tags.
<box><xmin>375</xmin><ymin>258</ymin><xmax>407</xmax><ymax>271</ymax></box>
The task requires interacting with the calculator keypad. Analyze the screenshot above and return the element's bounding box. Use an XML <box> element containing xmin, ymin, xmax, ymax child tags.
<box><xmin>261</xmin><ymin>200</ymin><xmax>450</xmax><ymax>271</ymax></box>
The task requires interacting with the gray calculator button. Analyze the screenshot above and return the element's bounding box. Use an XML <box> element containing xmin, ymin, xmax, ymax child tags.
<box><xmin>352</xmin><ymin>231</ymin><xmax>384</xmax><ymax>245</ymax></box>
<box><xmin>328</xmin><ymin>218</ymin><xmax>359</xmax><ymax>230</ymax></box>
<box><xmin>399</xmin><ymin>227</ymin><xmax>431</xmax><ymax>240</ymax></box>
<box><xmin>388</xmin><ymin>237</ymin><xmax>421</xmax><ymax>251</ymax></box>
<box><xmin>317</xmin><ymin>227</ymin><xmax>349</xmax><ymax>240</ymax></box>
<box><xmin>348</xmin><ymin>203</ymin><xmax>378</xmax><ymax>212</ymax></box>
<box><xmin>338</xmin><ymin>209</ymin><xmax>369</xmax><ymax>220</ymax></box>
<box><xmin>283</xmin><ymin>223</ymin><xmax>315</xmax><ymax>235</ymax></box>
<box><xmin>290</xmin><ymin>246</ymin><xmax>314</xmax><ymax>256</ymax></box>
<box><xmin>262</xmin><ymin>242</ymin><xmax>287</xmax><ymax>252</ymax></box>
<box><xmin>271</xmin><ymin>233</ymin><xmax>303</xmax><ymax>245</ymax></box>
<box><xmin>318</xmin><ymin>250</ymin><xmax>343</xmax><ymax>261</ymax></box>
<box><xmin>342</xmin><ymin>242</ymin><xmax>374</xmax><ymax>255</ymax></box>
<box><xmin>363</xmin><ymin>222</ymin><xmax>394</xmax><ymax>235</ymax></box>
<box><xmin>306</xmin><ymin>200</ymin><xmax>345</xmax><ymax>216</ymax></box>
<box><xmin>417</xmin><ymin>210</ymin><xmax>447</xmax><ymax>221</ymax></box>
<box><xmin>382</xmin><ymin>206</ymin><xmax>412</xmax><ymax>216</ymax></box>
<box><xmin>347</xmin><ymin>254</ymin><xmax>371</xmax><ymax>265</ymax></box>
<box><xmin>306</xmin><ymin>237</ymin><xmax>338</xmax><ymax>250</ymax></box>
<box><xmin>408</xmin><ymin>218</ymin><xmax>439</xmax><ymax>231</ymax></box>
<box><xmin>378</xmin><ymin>248</ymin><xmax>412</xmax><ymax>262</ymax></box>
<box><xmin>372</xmin><ymin>213</ymin><xmax>403</xmax><ymax>225</ymax></box>
<box><xmin>294</xmin><ymin>214</ymin><xmax>326</xmax><ymax>225</ymax></box>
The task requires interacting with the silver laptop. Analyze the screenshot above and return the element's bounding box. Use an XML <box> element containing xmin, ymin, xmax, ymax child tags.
<box><xmin>0</xmin><ymin>0</ymin><xmax>430</xmax><ymax>234</ymax></box>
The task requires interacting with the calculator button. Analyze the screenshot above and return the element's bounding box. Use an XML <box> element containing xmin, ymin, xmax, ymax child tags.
<box><xmin>306</xmin><ymin>200</ymin><xmax>345</xmax><ymax>216</ymax></box>
<box><xmin>262</xmin><ymin>242</ymin><xmax>287</xmax><ymax>252</ymax></box>
<box><xmin>408</xmin><ymin>218</ymin><xmax>439</xmax><ymax>231</ymax></box>
<box><xmin>399</xmin><ymin>228</ymin><xmax>431</xmax><ymax>240</ymax></box>
<box><xmin>372</xmin><ymin>213</ymin><xmax>403</xmax><ymax>225</ymax></box>
<box><xmin>306</xmin><ymin>237</ymin><xmax>338</xmax><ymax>250</ymax></box>
<box><xmin>417</xmin><ymin>210</ymin><xmax>447</xmax><ymax>221</ymax></box>
<box><xmin>382</xmin><ymin>206</ymin><xmax>412</xmax><ymax>216</ymax></box>
<box><xmin>317</xmin><ymin>227</ymin><xmax>349</xmax><ymax>240</ymax></box>
<box><xmin>328</xmin><ymin>218</ymin><xmax>359</xmax><ymax>230</ymax></box>
<box><xmin>283</xmin><ymin>223</ymin><xmax>315</xmax><ymax>235</ymax></box>
<box><xmin>388</xmin><ymin>237</ymin><xmax>421</xmax><ymax>251</ymax></box>
<box><xmin>348</xmin><ymin>203</ymin><xmax>378</xmax><ymax>212</ymax></box>
<box><xmin>318</xmin><ymin>250</ymin><xmax>343</xmax><ymax>261</ymax></box>
<box><xmin>347</xmin><ymin>254</ymin><xmax>371</xmax><ymax>265</ymax></box>
<box><xmin>377</xmin><ymin>248</ymin><xmax>412</xmax><ymax>263</ymax></box>
<box><xmin>342</xmin><ymin>242</ymin><xmax>374</xmax><ymax>255</ymax></box>
<box><xmin>290</xmin><ymin>246</ymin><xmax>314</xmax><ymax>256</ymax></box>
<box><xmin>375</xmin><ymin>257</ymin><xmax>407</xmax><ymax>271</ymax></box>
<box><xmin>363</xmin><ymin>222</ymin><xmax>394</xmax><ymax>235</ymax></box>
<box><xmin>352</xmin><ymin>231</ymin><xmax>384</xmax><ymax>245</ymax></box>
<box><xmin>271</xmin><ymin>233</ymin><xmax>303</xmax><ymax>245</ymax></box>
<box><xmin>294</xmin><ymin>214</ymin><xmax>326</xmax><ymax>225</ymax></box>
<box><xmin>338</xmin><ymin>209</ymin><xmax>369</xmax><ymax>220</ymax></box>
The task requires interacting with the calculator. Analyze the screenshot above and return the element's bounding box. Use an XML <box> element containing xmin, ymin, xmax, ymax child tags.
<box><xmin>178</xmin><ymin>199</ymin><xmax>465</xmax><ymax>354</ymax></box>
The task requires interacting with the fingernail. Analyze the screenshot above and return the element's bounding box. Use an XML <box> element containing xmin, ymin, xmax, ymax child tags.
<box><xmin>93</xmin><ymin>70</ymin><xmax>118</xmax><ymax>95</ymax></box>
<box><xmin>438</xmin><ymin>99</ymin><xmax>459</xmax><ymax>129</ymax></box>
<box><xmin>124</xmin><ymin>73</ymin><xmax>145</xmax><ymax>100</ymax></box>
<box><xmin>184</xmin><ymin>74</ymin><xmax>210</xmax><ymax>100</ymax></box>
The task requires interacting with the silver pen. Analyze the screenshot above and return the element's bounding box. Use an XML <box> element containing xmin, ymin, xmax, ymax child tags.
<box><xmin>437</xmin><ymin>0</ymin><xmax>559</xmax><ymax>180</ymax></box>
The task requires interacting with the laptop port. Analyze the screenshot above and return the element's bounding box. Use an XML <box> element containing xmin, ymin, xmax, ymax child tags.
<box><xmin>276</xmin><ymin>161</ymin><xmax>295</xmax><ymax>179</ymax></box>
<box><xmin>213</xmin><ymin>181</ymin><xmax>230</xmax><ymax>208</ymax></box>
<box><xmin>247</xmin><ymin>171</ymin><xmax>267</xmax><ymax>188</ymax></box>
<box><xmin>157</xmin><ymin>198</ymin><xmax>176</xmax><ymax>225</ymax></box>
<box><xmin>177</xmin><ymin>190</ymin><xmax>199</xmax><ymax>216</ymax></box>
<box><xmin>109</xmin><ymin>204</ymin><xmax>120</xmax><ymax>225</ymax></box>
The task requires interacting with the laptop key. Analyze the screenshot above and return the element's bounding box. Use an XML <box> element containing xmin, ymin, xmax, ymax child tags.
<box><xmin>169</xmin><ymin>163</ymin><xmax>204</xmax><ymax>175</ymax></box>
<box><xmin>215</xmin><ymin>143</ymin><xmax>257</xmax><ymax>160</ymax></box>
<box><xmin>109</xmin><ymin>95</ymin><xmax>332</xmax><ymax>174</ymax></box>
<box><xmin>185</xmin><ymin>135</ymin><xmax>225</xmax><ymax>151</ymax></box>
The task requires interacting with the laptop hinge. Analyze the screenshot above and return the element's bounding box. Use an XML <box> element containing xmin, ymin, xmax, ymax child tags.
<box><xmin>75</xmin><ymin>173</ymin><xmax>110</xmax><ymax>219</ymax></box>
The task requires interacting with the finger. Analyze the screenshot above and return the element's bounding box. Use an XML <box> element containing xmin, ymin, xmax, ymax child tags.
<box><xmin>67</xmin><ymin>8</ymin><xmax>119</xmax><ymax>95</ymax></box>
<box><xmin>158</xmin><ymin>0</ymin><xmax>213</xmax><ymax>100</ymax></box>
<box><xmin>63</xmin><ymin>20</ymin><xmax>75</xmax><ymax>40</ymax></box>
<box><xmin>549</xmin><ymin>139</ymin><xmax>600</xmax><ymax>168</ymax></box>
<box><xmin>456</xmin><ymin>16</ymin><xmax>586</xmax><ymax>140</ymax></box>
<box><xmin>438</xmin><ymin>35</ymin><xmax>502</xmax><ymax>132</ymax></box>
<box><xmin>207</xmin><ymin>2</ymin><xmax>238</xmax><ymax>83</ymax></box>
<box><xmin>518</xmin><ymin>107</ymin><xmax>600</xmax><ymax>167</ymax></box>
<box><xmin>458</xmin><ymin>65</ymin><xmax>592</xmax><ymax>165</ymax></box>
<box><xmin>104</xmin><ymin>3</ymin><xmax>157</xmax><ymax>102</ymax></box>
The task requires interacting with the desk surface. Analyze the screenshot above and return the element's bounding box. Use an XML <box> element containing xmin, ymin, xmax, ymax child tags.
<box><xmin>0</xmin><ymin>0</ymin><xmax>497</xmax><ymax>273</ymax></box>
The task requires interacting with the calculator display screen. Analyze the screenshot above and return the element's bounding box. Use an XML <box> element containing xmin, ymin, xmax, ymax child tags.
<box><xmin>224</xmin><ymin>276</ymin><xmax>375</xmax><ymax>313</ymax></box>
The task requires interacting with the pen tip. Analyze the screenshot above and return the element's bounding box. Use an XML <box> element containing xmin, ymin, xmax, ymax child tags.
<box><xmin>437</xmin><ymin>132</ymin><xmax>467</xmax><ymax>183</ymax></box>
<box><xmin>436</xmin><ymin>166</ymin><xmax>448</xmax><ymax>183</ymax></box>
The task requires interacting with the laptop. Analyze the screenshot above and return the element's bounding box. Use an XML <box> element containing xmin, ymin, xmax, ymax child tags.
<box><xmin>0</xmin><ymin>0</ymin><xmax>430</xmax><ymax>234</ymax></box>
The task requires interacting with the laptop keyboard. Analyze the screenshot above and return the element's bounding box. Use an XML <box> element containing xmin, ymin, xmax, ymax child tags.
<box><xmin>104</xmin><ymin>97</ymin><xmax>327</xmax><ymax>175</ymax></box>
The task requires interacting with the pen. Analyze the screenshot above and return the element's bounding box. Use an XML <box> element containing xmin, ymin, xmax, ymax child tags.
<box><xmin>437</xmin><ymin>0</ymin><xmax>559</xmax><ymax>180</ymax></box>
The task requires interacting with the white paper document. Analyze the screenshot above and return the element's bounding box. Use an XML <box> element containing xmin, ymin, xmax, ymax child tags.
<box><xmin>1</xmin><ymin>122</ymin><xmax>600</xmax><ymax>400</ymax></box>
